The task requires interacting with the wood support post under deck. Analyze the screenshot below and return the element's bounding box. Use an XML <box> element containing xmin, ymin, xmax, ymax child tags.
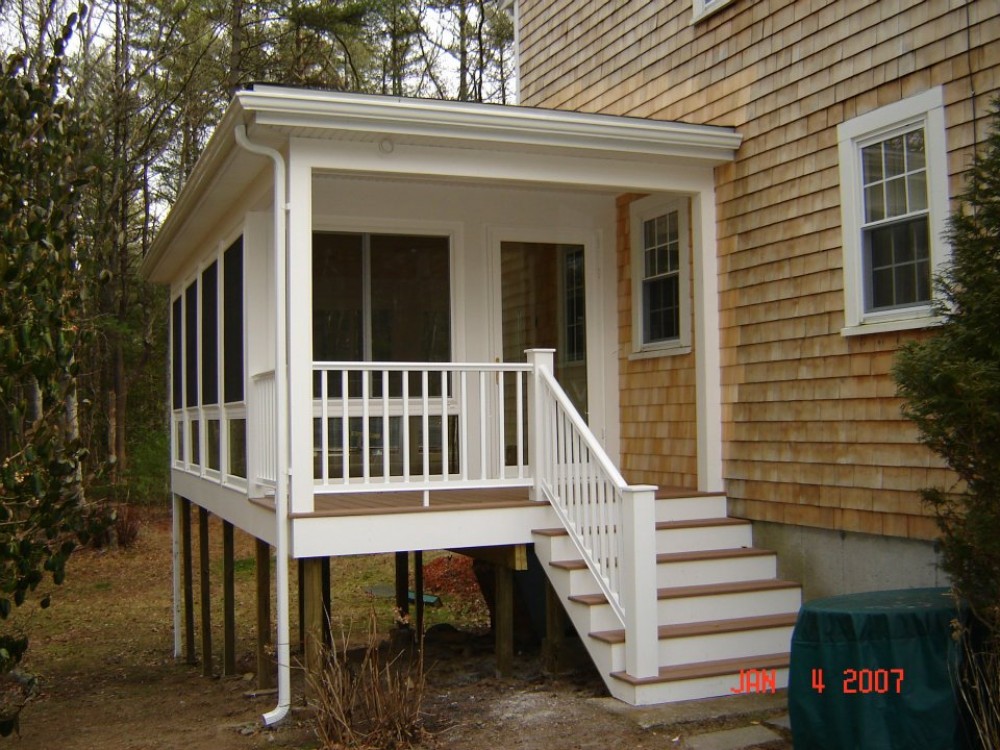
<box><xmin>255</xmin><ymin>539</ymin><xmax>273</xmax><ymax>690</ymax></box>
<box><xmin>414</xmin><ymin>551</ymin><xmax>424</xmax><ymax>640</ymax></box>
<box><xmin>543</xmin><ymin>577</ymin><xmax>566</xmax><ymax>674</ymax></box>
<box><xmin>494</xmin><ymin>562</ymin><xmax>514</xmax><ymax>679</ymax></box>
<box><xmin>394</xmin><ymin>551</ymin><xmax>409</xmax><ymax>625</ymax></box>
<box><xmin>198</xmin><ymin>506</ymin><xmax>213</xmax><ymax>677</ymax></box>
<box><xmin>322</xmin><ymin>557</ymin><xmax>331</xmax><ymax>647</ymax></box>
<box><xmin>223</xmin><ymin>521</ymin><xmax>236</xmax><ymax>676</ymax></box>
<box><xmin>302</xmin><ymin>557</ymin><xmax>325</xmax><ymax>701</ymax></box>
<box><xmin>181</xmin><ymin>498</ymin><xmax>195</xmax><ymax>665</ymax></box>
<box><xmin>297</xmin><ymin>558</ymin><xmax>305</xmax><ymax>649</ymax></box>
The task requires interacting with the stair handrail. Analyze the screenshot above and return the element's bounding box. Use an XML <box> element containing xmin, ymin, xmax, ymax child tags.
<box><xmin>527</xmin><ymin>349</ymin><xmax>659</xmax><ymax>679</ymax></box>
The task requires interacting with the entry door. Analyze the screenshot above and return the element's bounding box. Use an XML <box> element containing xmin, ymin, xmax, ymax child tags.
<box><xmin>500</xmin><ymin>241</ymin><xmax>588</xmax><ymax>463</ymax></box>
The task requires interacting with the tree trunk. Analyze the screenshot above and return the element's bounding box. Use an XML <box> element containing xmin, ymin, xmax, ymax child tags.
<box><xmin>227</xmin><ymin>0</ymin><xmax>245</xmax><ymax>98</ymax></box>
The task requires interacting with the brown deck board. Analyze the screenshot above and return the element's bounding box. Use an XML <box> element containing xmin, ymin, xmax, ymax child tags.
<box><xmin>251</xmin><ymin>486</ymin><xmax>539</xmax><ymax>518</ymax></box>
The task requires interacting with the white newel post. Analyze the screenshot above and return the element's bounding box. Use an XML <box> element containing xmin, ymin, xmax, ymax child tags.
<box><xmin>525</xmin><ymin>348</ymin><xmax>555</xmax><ymax>501</ymax></box>
<box><xmin>621</xmin><ymin>484</ymin><xmax>659</xmax><ymax>679</ymax></box>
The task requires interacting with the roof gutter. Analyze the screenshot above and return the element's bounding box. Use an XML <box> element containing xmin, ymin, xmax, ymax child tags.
<box><xmin>233</xmin><ymin>123</ymin><xmax>291</xmax><ymax>726</ymax></box>
<box><xmin>239</xmin><ymin>86</ymin><xmax>743</xmax><ymax>162</ymax></box>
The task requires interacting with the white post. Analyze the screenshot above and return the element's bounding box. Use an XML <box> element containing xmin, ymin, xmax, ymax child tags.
<box><xmin>525</xmin><ymin>348</ymin><xmax>555</xmax><ymax>501</ymax></box>
<box><xmin>621</xmin><ymin>484</ymin><xmax>659</xmax><ymax>679</ymax></box>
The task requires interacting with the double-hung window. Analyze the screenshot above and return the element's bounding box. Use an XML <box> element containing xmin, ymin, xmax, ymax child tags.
<box><xmin>630</xmin><ymin>195</ymin><xmax>691</xmax><ymax>355</ymax></box>
<box><xmin>692</xmin><ymin>0</ymin><xmax>736</xmax><ymax>22</ymax></box>
<box><xmin>838</xmin><ymin>87</ymin><xmax>950</xmax><ymax>334</ymax></box>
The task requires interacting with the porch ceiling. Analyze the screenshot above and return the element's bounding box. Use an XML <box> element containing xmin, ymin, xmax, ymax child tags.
<box><xmin>142</xmin><ymin>84</ymin><xmax>742</xmax><ymax>284</ymax></box>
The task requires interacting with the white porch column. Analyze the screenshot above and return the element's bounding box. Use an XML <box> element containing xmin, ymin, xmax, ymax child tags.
<box><xmin>525</xmin><ymin>348</ymin><xmax>554</xmax><ymax>501</ymax></box>
<box><xmin>286</xmin><ymin>142</ymin><xmax>315</xmax><ymax>514</ymax></box>
<box><xmin>692</xmin><ymin>181</ymin><xmax>724</xmax><ymax>493</ymax></box>
<box><xmin>621</xmin><ymin>484</ymin><xmax>659</xmax><ymax>679</ymax></box>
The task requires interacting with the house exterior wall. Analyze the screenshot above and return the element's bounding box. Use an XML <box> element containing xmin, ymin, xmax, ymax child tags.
<box><xmin>518</xmin><ymin>0</ymin><xmax>1000</xmax><ymax>541</ymax></box>
<box><xmin>616</xmin><ymin>195</ymin><xmax>699</xmax><ymax>490</ymax></box>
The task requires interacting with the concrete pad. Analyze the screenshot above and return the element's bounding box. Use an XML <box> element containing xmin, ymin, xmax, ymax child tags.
<box><xmin>685</xmin><ymin>725</ymin><xmax>782</xmax><ymax>750</ymax></box>
<box><xmin>589</xmin><ymin>692</ymin><xmax>788</xmax><ymax>730</ymax></box>
<box><xmin>766</xmin><ymin>714</ymin><xmax>791</xmax><ymax>731</ymax></box>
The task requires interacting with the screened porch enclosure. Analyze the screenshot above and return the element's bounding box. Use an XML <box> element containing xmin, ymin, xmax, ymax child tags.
<box><xmin>170</xmin><ymin>191</ymin><xmax>620</xmax><ymax>502</ymax></box>
<box><xmin>299</xmin><ymin>227</ymin><xmax>600</xmax><ymax>492</ymax></box>
<box><xmin>172</xmin><ymin>237</ymin><xmax>248</xmax><ymax>487</ymax></box>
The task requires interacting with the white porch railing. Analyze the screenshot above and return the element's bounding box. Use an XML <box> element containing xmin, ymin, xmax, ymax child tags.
<box><xmin>311</xmin><ymin>361</ymin><xmax>533</xmax><ymax>491</ymax></box>
<box><xmin>529</xmin><ymin>350</ymin><xmax>659</xmax><ymax>680</ymax></box>
<box><xmin>250</xmin><ymin>370</ymin><xmax>277</xmax><ymax>488</ymax></box>
<box><xmin>245</xmin><ymin>352</ymin><xmax>658</xmax><ymax>679</ymax></box>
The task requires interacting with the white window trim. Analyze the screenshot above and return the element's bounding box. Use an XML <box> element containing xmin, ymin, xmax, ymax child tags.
<box><xmin>630</xmin><ymin>194</ymin><xmax>692</xmax><ymax>357</ymax></box>
<box><xmin>692</xmin><ymin>0</ymin><xmax>736</xmax><ymax>23</ymax></box>
<box><xmin>837</xmin><ymin>87</ymin><xmax>950</xmax><ymax>336</ymax></box>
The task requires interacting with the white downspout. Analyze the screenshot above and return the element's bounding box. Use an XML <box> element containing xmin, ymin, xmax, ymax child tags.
<box><xmin>234</xmin><ymin>123</ymin><xmax>291</xmax><ymax>726</ymax></box>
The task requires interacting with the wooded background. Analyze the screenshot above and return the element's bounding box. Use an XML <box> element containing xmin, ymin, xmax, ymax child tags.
<box><xmin>0</xmin><ymin>0</ymin><xmax>514</xmax><ymax>506</ymax></box>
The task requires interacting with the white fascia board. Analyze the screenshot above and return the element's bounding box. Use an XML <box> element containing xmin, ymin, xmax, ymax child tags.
<box><xmin>290</xmin><ymin>503</ymin><xmax>559</xmax><ymax>557</ymax></box>
<box><xmin>241</xmin><ymin>87</ymin><xmax>742</xmax><ymax>164</ymax></box>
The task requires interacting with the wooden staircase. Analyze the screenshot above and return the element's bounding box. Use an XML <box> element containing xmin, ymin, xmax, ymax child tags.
<box><xmin>532</xmin><ymin>491</ymin><xmax>801</xmax><ymax>705</ymax></box>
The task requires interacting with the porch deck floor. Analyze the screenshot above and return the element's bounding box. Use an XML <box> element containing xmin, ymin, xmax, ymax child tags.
<box><xmin>249</xmin><ymin>486</ymin><xmax>716</xmax><ymax>518</ymax></box>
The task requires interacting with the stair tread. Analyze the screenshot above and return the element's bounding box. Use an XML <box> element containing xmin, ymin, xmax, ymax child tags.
<box><xmin>534</xmin><ymin>517</ymin><xmax>746</xmax><ymax>539</ymax></box>
<box><xmin>610</xmin><ymin>652</ymin><xmax>791</xmax><ymax>686</ymax></box>
<box><xmin>591</xmin><ymin>612</ymin><xmax>798</xmax><ymax>644</ymax></box>
<box><xmin>567</xmin><ymin>578</ymin><xmax>801</xmax><ymax>606</ymax></box>
<box><xmin>655</xmin><ymin>489</ymin><xmax>726</xmax><ymax>499</ymax></box>
<box><xmin>548</xmin><ymin>558</ymin><xmax>588</xmax><ymax>571</ymax></box>
<box><xmin>657</xmin><ymin>546</ymin><xmax>774</xmax><ymax>563</ymax></box>
<box><xmin>656</xmin><ymin>517</ymin><xmax>750</xmax><ymax>531</ymax></box>
<box><xmin>549</xmin><ymin>546</ymin><xmax>775</xmax><ymax>573</ymax></box>
<box><xmin>532</xmin><ymin>528</ymin><xmax>569</xmax><ymax>537</ymax></box>
<box><xmin>661</xmin><ymin>578</ymin><xmax>799</xmax><ymax>599</ymax></box>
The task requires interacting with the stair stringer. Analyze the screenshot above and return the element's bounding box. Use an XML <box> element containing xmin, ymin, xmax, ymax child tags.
<box><xmin>532</xmin><ymin>493</ymin><xmax>802</xmax><ymax>706</ymax></box>
<box><xmin>532</xmin><ymin>532</ymin><xmax>635</xmax><ymax>702</ymax></box>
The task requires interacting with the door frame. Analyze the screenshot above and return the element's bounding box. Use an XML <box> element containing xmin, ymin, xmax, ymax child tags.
<box><xmin>486</xmin><ymin>225</ymin><xmax>617</xmax><ymax>460</ymax></box>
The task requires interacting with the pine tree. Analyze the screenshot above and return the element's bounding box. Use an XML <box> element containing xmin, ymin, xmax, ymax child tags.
<box><xmin>894</xmin><ymin>102</ymin><xmax>1000</xmax><ymax>633</ymax></box>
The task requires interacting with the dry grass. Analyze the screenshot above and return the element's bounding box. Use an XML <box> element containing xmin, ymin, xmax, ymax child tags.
<box><xmin>956</xmin><ymin>626</ymin><xmax>1000</xmax><ymax>749</ymax></box>
<box><xmin>312</xmin><ymin>611</ymin><xmax>427</xmax><ymax>750</ymax></box>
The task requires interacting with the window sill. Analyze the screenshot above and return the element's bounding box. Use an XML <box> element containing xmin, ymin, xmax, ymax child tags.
<box><xmin>841</xmin><ymin>313</ymin><xmax>943</xmax><ymax>337</ymax></box>
<box><xmin>629</xmin><ymin>344</ymin><xmax>692</xmax><ymax>361</ymax></box>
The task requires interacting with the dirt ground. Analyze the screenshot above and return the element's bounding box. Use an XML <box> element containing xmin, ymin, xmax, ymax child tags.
<box><xmin>8</xmin><ymin>507</ymin><xmax>790</xmax><ymax>750</ymax></box>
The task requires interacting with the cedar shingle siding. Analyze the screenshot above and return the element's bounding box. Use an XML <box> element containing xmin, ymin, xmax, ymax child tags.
<box><xmin>520</xmin><ymin>0</ymin><xmax>1000</xmax><ymax>540</ymax></box>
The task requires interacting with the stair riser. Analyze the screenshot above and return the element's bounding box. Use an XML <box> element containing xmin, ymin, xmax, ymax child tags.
<box><xmin>548</xmin><ymin>565</ymin><xmax>604</xmax><ymax>597</ymax></box>
<box><xmin>577</xmin><ymin>587</ymin><xmax>802</xmax><ymax>632</ymax></box>
<box><xmin>538</xmin><ymin>525</ymin><xmax>756</xmax><ymax>564</ymax></box>
<box><xmin>661</xmin><ymin>627</ymin><xmax>794</xmax><ymax>665</ymax></box>
<box><xmin>658</xmin><ymin>555</ymin><xmax>776</xmax><ymax>587</ymax></box>
<box><xmin>656</xmin><ymin>525</ymin><xmax>753</xmax><ymax>554</ymax></box>
<box><xmin>606</xmin><ymin>626</ymin><xmax>793</xmax><ymax>667</ymax></box>
<box><xmin>655</xmin><ymin>496</ymin><xmax>728</xmax><ymax>522</ymax></box>
<box><xmin>659</xmin><ymin>588</ymin><xmax>802</xmax><ymax>625</ymax></box>
<box><xmin>538</xmin><ymin>532</ymin><xmax>604</xmax><ymax>562</ymax></box>
<box><xmin>616</xmin><ymin>668</ymin><xmax>791</xmax><ymax>706</ymax></box>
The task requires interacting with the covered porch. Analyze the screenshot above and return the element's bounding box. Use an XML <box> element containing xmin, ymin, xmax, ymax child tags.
<box><xmin>143</xmin><ymin>86</ymin><xmax>744</xmax><ymax>720</ymax></box>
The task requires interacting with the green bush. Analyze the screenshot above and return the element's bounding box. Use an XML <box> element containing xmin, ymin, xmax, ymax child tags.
<box><xmin>894</xmin><ymin>102</ymin><xmax>1000</xmax><ymax>635</ymax></box>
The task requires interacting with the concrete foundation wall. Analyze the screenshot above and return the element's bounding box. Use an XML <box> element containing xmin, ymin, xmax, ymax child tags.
<box><xmin>750</xmin><ymin>521</ymin><xmax>948</xmax><ymax>603</ymax></box>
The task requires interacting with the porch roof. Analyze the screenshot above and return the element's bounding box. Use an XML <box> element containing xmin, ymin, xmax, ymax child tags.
<box><xmin>142</xmin><ymin>85</ymin><xmax>742</xmax><ymax>283</ymax></box>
